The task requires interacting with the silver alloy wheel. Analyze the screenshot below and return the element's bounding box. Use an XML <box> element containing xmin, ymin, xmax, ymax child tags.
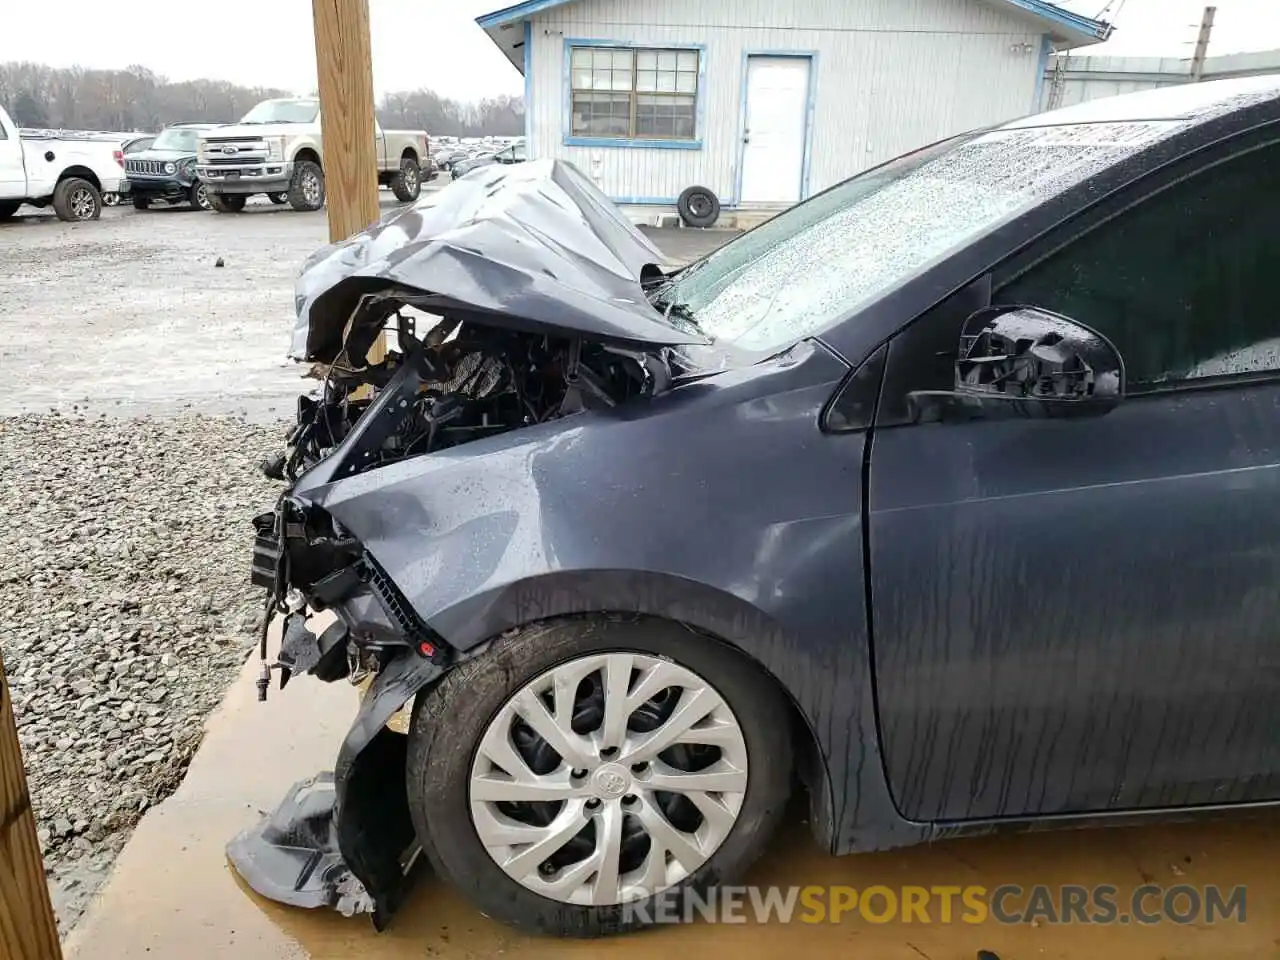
<box><xmin>404</xmin><ymin>163</ymin><xmax>418</xmax><ymax>192</ymax></box>
<box><xmin>468</xmin><ymin>652</ymin><xmax>749</xmax><ymax>906</ymax></box>
<box><xmin>69</xmin><ymin>187</ymin><xmax>96</xmax><ymax>220</ymax></box>
<box><xmin>195</xmin><ymin>184</ymin><xmax>211</xmax><ymax>210</ymax></box>
<box><xmin>301</xmin><ymin>171</ymin><xmax>321</xmax><ymax>205</ymax></box>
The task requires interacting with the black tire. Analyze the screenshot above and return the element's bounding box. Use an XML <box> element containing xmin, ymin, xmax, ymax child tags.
<box><xmin>677</xmin><ymin>186</ymin><xmax>720</xmax><ymax>229</ymax></box>
<box><xmin>406</xmin><ymin>616</ymin><xmax>792</xmax><ymax>938</ymax></box>
<box><xmin>288</xmin><ymin>160</ymin><xmax>325</xmax><ymax>211</ymax></box>
<box><xmin>268</xmin><ymin>192</ymin><xmax>289</xmax><ymax>205</ymax></box>
<box><xmin>208</xmin><ymin>193</ymin><xmax>246</xmax><ymax>213</ymax></box>
<box><xmin>132</xmin><ymin>195</ymin><xmax>151</xmax><ymax>210</ymax></box>
<box><xmin>189</xmin><ymin>182</ymin><xmax>211</xmax><ymax>211</ymax></box>
<box><xmin>391</xmin><ymin>155</ymin><xmax>422</xmax><ymax>202</ymax></box>
<box><xmin>52</xmin><ymin>177</ymin><xmax>102</xmax><ymax>222</ymax></box>
<box><xmin>0</xmin><ymin>201</ymin><xmax>19</xmax><ymax>222</ymax></box>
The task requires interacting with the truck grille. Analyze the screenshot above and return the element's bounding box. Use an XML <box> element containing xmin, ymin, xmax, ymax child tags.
<box><xmin>126</xmin><ymin>159</ymin><xmax>170</xmax><ymax>175</ymax></box>
<box><xmin>200</xmin><ymin>136</ymin><xmax>269</xmax><ymax>164</ymax></box>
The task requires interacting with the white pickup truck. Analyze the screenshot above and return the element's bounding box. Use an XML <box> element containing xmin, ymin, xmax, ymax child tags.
<box><xmin>196</xmin><ymin>97</ymin><xmax>430</xmax><ymax>213</ymax></box>
<box><xmin>0</xmin><ymin>104</ymin><xmax>130</xmax><ymax>222</ymax></box>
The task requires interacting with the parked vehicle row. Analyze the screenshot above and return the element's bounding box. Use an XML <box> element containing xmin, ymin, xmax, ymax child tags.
<box><xmin>2</xmin><ymin>96</ymin><xmax>442</xmax><ymax>223</ymax></box>
<box><xmin>449</xmin><ymin>139</ymin><xmax>527</xmax><ymax>179</ymax></box>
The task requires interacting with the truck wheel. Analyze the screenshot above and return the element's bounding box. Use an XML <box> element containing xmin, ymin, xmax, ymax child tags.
<box><xmin>132</xmin><ymin>196</ymin><xmax>151</xmax><ymax>210</ymax></box>
<box><xmin>53</xmin><ymin>178</ymin><xmax>102</xmax><ymax>222</ymax></box>
<box><xmin>405</xmin><ymin>616</ymin><xmax>792</xmax><ymax>937</ymax></box>
<box><xmin>268</xmin><ymin>192</ymin><xmax>289</xmax><ymax>205</ymax></box>
<box><xmin>391</xmin><ymin>156</ymin><xmax>421</xmax><ymax>202</ymax></box>
<box><xmin>189</xmin><ymin>183</ymin><xmax>212</xmax><ymax>211</ymax></box>
<box><xmin>208</xmin><ymin>193</ymin><xmax>247</xmax><ymax>213</ymax></box>
<box><xmin>0</xmin><ymin>201</ymin><xmax>19</xmax><ymax>222</ymax></box>
<box><xmin>288</xmin><ymin>161</ymin><xmax>325</xmax><ymax>211</ymax></box>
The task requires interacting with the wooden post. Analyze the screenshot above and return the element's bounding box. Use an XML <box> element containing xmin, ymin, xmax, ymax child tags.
<box><xmin>311</xmin><ymin>0</ymin><xmax>380</xmax><ymax>245</ymax></box>
<box><xmin>311</xmin><ymin>0</ymin><xmax>386</xmax><ymax>365</ymax></box>
<box><xmin>1190</xmin><ymin>6</ymin><xmax>1216</xmax><ymax>81</ymax></box>
<box><xmin>0</xmin><ymin>655</ymin><xmax>63</xmax><ymax>960</ymax></box>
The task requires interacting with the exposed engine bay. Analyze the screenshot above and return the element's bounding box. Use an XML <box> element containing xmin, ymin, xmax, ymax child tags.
<box><xmin>269</xmin><ymin>307</ymin><xmax>676</xmax><ymax>484</ymax></box>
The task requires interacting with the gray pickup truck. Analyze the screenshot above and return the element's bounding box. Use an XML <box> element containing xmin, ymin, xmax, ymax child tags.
<box><xmin>196</xmin><ymin>97</ymin><xmax>430</xmax><ymax>212</ymax></box>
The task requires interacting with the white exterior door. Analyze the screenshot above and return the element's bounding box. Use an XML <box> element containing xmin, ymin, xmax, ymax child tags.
<box><xmin>740</xmin><ymin>56</ymin><xmax>810</xmax><ymax>204</ymax></box>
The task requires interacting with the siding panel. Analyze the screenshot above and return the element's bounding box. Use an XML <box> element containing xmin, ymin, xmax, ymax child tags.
<box><xmin>527</xmin><ymin>0</ymin><xmax>1045</xmax><ymax>207</ymax></box>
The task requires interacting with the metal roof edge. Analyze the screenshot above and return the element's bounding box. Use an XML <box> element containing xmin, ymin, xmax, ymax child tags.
<box><xmin>998</xmin><ymin>0</ymin><xmax>1113</xmax><ymax>43</ymax></box>
<box><xmin>474</xmin><ymin>0</ymin><xmax>1113</xmax><ymax>43</ymax></box>
<box><xmin>476</xmin><ymin>0</ymin><xmax>574</xmax><ymax>29</ymax></box>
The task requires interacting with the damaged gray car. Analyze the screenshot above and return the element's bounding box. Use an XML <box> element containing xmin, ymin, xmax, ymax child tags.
<box><xmin>233</xmin><ymin>76</ymin><xmax>1280</xmax><ymax>938</ymax></box>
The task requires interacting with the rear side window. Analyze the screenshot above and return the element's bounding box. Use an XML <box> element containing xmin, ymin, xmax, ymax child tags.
<box><xmin>997</xmin><ymin>141</ymin><xmax>1280</xmax><ymax>390</ymax></box>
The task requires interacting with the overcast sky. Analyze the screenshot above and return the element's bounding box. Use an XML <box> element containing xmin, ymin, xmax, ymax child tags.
<box><xmin>0</xmin><ymin>0</ymin><xmax>1277</xmax><ymax>102</ymax></box>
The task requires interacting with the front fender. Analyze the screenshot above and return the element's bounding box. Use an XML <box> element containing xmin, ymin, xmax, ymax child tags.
<box><xmin>303</xmin><ymin>341</ymin><xmax>919</xmax><ymax>854</ymax></box>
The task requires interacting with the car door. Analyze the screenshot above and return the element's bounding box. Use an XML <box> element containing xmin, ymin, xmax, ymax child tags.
<box><xmin>867</xmin><ymin>132</ymin><xmax>1280</xmax><ymax>823</ymax></box>
<box><xmin>0</xmin><ymin>113</ymin><xmax>26</xmax><ymax>199</ymax></box>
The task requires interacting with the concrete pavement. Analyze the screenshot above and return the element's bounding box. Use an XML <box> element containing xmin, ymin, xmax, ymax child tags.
<box><xmin>65</xmin><ymin>651</ymin><xmax>1279</xmax><ymax>959</ymax></box>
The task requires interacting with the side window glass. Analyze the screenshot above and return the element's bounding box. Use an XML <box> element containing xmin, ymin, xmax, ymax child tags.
<box><xmin>996</xmin><ymin>142</ymin><xmax>1280</xmax><ymax>390</ymax></box>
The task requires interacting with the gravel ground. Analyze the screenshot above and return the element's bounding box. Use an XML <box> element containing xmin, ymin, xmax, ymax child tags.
<box><xmin>0</xmin><ymin>193</ymin><xmax>734</xmax><ymax>934</ymax></box>
<box><xmin>0</xmin><ymin>412</ymin><xmax>285</xmax><ymax>931</ymax></box>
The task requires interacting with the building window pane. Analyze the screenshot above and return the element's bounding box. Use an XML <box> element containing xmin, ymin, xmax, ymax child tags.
<box><xmin>635</xmin><ymin>94</ymin><xmax>696</xmax><ymax>139</ymax></box>
<box><xmin>569</xmin><ymin>45</ymin><xmax>699</xmax><ymax>140</ymax></box>
<box><xmin>571</xmin><ymin>92</ymin><xmax>631</xmax><ymax>137</ymax></box>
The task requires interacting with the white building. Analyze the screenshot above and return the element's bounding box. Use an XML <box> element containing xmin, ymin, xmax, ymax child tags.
<box><xmin>477</xmin><ymin>0</ymin><xmax>1111</xmax><ymax>226</ymax></box>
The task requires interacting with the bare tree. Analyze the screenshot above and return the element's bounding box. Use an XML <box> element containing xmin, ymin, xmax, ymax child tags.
<box><xmin>0</xmin><ymin>61</ymin><xmax>526</xmax><ymax>137</ymax></box>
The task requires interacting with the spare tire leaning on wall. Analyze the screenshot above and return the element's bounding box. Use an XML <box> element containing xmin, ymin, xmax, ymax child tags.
<box><xmin>677</xmin><ymin>185</ymin><xmax>720</xmax><ymax>228</ymax></box>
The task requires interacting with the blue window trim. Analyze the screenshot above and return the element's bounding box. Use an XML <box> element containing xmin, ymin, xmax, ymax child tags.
<box><xmin>523</xmin><ymin>21</ymin><xmax>533</xmax><ymax>146</ymax></box>
<box><xmin>733</xmin><ymin>51</ymin><xmax>818</xmax><ymax>207</ymax></box>
<box><xmin>562</xmin><ymin>37</ymin><xmax>707</xmax><ymax>150</ymax></box>
<box><xmin>1031</xmin><ymin>34</ymin><xmax>1052</xmax><ymax>113</ymax></box>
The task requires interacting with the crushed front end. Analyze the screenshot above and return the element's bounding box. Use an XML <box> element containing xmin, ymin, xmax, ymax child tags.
<box><xmin>227</xmin><ymin>159</ymin><xmax>708</xmax><ymax>927</ymax></box>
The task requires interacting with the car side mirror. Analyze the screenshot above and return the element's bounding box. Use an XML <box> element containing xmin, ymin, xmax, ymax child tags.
<box><xmin>908</xmin><ymin>305</ymin><xmax>1125</xmax><ymax>424</ymax></box>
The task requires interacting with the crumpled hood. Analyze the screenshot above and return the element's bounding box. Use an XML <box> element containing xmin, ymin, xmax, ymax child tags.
<box><xmin>290</xmin><ymin>158</ymin><xmax>708</xmax><ymax>362</ymax></box>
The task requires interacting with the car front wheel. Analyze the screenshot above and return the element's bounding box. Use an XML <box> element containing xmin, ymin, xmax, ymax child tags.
<box><xmin>406</xmin><ymin>616</ymin><xmax>792</xmax><ymax>937</ymax></box>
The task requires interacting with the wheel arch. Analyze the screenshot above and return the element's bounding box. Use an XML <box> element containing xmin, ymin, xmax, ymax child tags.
<box><xmin>293</xmin><ymin>147</ymin><xmax>322</xmax><ymax>169</ymax></box>
<box><xmin>399</xmin><ymin>146</ymin><xmax>419</xmax><ymax>164</ymax></box>
<box><xmin>58</xmin><ymin>166</ymin><xmax>102</xmax><ymax>191</ymax></box>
